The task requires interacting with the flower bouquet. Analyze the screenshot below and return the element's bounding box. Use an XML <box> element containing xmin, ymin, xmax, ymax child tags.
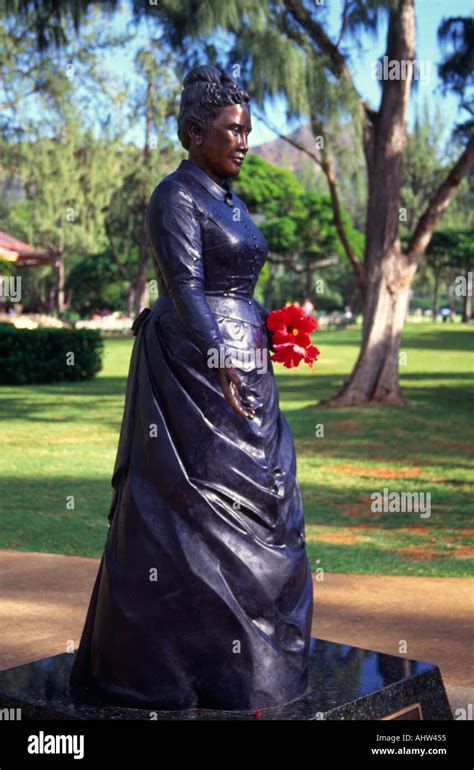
<box><xmin>266</xmin><ymin>303</ymin><xmax>320</xmax><ymax>370</ymax></box>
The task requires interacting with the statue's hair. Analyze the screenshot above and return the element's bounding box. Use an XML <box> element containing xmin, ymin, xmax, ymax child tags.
<box><xmin>177</xmin><ymin>65</ymin><xmax>250</xmax><ymax>150</ymax></box>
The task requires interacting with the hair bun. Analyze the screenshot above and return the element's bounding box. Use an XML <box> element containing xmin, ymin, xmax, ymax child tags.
<box><xmin>182</xmin><ymin>65</ymin><xmax>222</xmax><ymax>89</ymax></box>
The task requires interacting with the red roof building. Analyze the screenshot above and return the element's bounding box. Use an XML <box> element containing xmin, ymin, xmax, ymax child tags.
<box><xmin>0</xmin><ymin>231</ymin><xmax>56</xmax><ymax>267</ymax></box>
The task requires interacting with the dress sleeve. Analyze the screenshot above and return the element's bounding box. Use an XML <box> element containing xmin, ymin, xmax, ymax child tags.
<box><xmin>146</xmin><ymin>181</ymin><xmax>226</xmax><ymax>359</ymax></box>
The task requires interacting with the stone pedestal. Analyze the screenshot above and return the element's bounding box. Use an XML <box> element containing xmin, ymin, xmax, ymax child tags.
<box><xmin>0</xmin><ymin>638</ymin><xmax>452</xmax><ymax>720</ymax></box>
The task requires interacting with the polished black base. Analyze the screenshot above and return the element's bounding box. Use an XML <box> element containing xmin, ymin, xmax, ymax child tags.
<box><xmin>0</xmin><ymin>638</ymin><xmax>452</xmax><ymax>720</ymax></box>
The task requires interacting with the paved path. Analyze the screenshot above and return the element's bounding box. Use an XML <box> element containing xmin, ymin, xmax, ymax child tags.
<box><xmin>1</xmin><ymin>549</ymin><xmax>472</xmax><ymax>717</ymax></box>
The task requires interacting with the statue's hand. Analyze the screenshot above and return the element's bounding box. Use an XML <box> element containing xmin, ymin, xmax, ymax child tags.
<box><xmin>216</xmin><ymin>364</ymin><xmax>255</xmax><ymax>420</ymax></box>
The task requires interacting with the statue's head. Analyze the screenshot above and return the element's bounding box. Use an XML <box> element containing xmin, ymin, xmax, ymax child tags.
<box><xmin>177</xmin><ymin>65</ymin><xmax>251</xmax><ymax>180</ymax></box>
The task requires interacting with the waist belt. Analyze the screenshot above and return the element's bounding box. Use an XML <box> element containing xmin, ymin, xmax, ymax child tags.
<box><xmin>204</xmin><ymin>294</ymin><xmax>260</xmax><ymax>327</ymax></box>
<box><xmin>204</xmin><ymin>289</ymin><xmax>253</xmax><ymax>303</ymax></box>
<box><xmin>151</xmin><ymin>292</ymin><xmax>261</xmax><ymax>327</ymax></box>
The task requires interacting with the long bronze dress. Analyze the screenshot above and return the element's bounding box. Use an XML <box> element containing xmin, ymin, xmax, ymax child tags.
<box><xmin>69</xmin><ymin>158</ymin><xmax>313</xmax><ymax>711</ymax></box>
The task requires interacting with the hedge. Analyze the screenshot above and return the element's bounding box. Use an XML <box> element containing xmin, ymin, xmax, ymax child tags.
<box><xmin>0</xmin><ymin>325</ymin><xmax>104</xmax><ymax>384</ymax></box>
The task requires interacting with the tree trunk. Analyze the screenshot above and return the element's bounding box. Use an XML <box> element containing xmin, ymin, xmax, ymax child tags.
<box><xmin>462</xmin><ymin>269</ymin><xmax>472</xmax><ymax>323</ymax></box>
<box><xmin>56</xmin><ymin>217</ymin><xmax>65</xmax><ymax>317</ymax></box>
<box><xmin>447</xmin><ymin>273</ymin><xmax>456</xmax><ymax>319</ymax></box>
<box><xmin>127</xmin><ymin>287</ymin><xmax>136</xmax><ymax>317</ymax></box>
<box><xmin>133</xmin><ymin>222</ymin><xmax>150</xmax><ymax>315</ymax></box>
<box><xmin>130</xmin><ymin>77</ymin><xmax>153</xmax><ymax>318</ymax></box>
<box><xmin>48</xmin><ymin>279</ymin><xmax>55</xmax><ymax>314</ymax></box>
<box><xmin>64</xmin><ymin>288</ymin><xmax>72</xmax><ymax>313</ymax></box>
<box><xmin>319</xmin><ymin>0</ymin><xmax>416</xmax><ymax>406</ymax></box>
<box><xmin>50</xmin><ymin>252</ymin><xmax>65</xmax><ymax>317</ymax></box>
<box><xmin>321</xmin><ymin>256</ymin><xmax>417</xmax><ymax>406</ymax></box>
<box><xmin>57</xmin><ymin>253</ymin><xmax>65</xmax><ymax>316</ymax></box>
<box><xmin>432</xmin><ymin>268</ymin><xmax>440</xmax><ymax>319</ymax></box>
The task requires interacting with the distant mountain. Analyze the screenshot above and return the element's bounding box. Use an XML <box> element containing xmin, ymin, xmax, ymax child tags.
<box><xmin>250</xmin><ymin>125</ymin><xmax>317</xmax><ymax>166</ymax></box>
<box><xmin>249</xmin><ymin>122</ymin><xmax>355</xmax><ymax>186</ymax></box>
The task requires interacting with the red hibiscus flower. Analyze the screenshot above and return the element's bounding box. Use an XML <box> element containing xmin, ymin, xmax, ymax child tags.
<box><xmin>266</xmin><ymin>304</ymin><xmax>320</xmax><ymax>370</ymax></box>
<box><xmin>267</xmin><ymin>303</ymin><xmax>318</xmax><ymax>345</ymax></box>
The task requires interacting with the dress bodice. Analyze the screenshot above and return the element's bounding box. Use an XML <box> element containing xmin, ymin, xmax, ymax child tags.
<box><xmin>146</xmin><ymin>158</ymin><xmax>271</xmax><ymax>362</ymax></box>
<box><xmin>148</xmin><ymin>158</ymin><xmax>268</xmax><ymax>299</ymax></box>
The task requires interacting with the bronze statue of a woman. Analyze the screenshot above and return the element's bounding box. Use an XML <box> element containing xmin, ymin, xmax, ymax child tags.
<box><xmin>69</xmin><ymin>64</ymin><xmax>314</xmax><ymax>711</ymax></box>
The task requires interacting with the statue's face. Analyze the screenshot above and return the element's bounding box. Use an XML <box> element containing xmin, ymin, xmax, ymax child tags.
<box><xmin>188</xmin><ymin>103</ymin><xmax>252</xmax><ymax>182</ymax></box>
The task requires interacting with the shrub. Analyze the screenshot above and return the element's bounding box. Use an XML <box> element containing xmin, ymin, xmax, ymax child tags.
<box><xmin>0</xmin><ymin>326</ymin><xmax>104</xmax><ymax>384</ymax></box>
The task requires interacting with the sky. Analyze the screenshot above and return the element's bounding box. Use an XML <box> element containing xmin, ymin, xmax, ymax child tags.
<box><xmin>93</xmin><ymin>0</ymin><xmax>471</xmax><ymax>149</ymax></box>
<box><xmin>266</xmin><ymin>0</ymin><xmax>471</xmax><ymax>146</ymax></box>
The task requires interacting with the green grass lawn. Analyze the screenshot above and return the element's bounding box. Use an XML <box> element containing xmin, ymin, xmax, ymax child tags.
<box><xmin>1</xmin><ymin>322</ymin><xmax>473</xmax><ymax>576</ymax></box>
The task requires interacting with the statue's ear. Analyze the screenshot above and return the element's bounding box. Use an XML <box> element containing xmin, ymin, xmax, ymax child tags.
<box><xmin>188</xmin><ymin>121</ymin><xmax>204</xmax><ymax>146</ymax></box>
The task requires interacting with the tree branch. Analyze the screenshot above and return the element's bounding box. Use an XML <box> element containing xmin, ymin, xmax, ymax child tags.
<box><xmin>267</xmin><ymin>254</ymin><xmax>306</xmax><ymax>273</ymax></box>
<box><xmin>310</xmin><ymin>116</ymin><xmax>364</xmax><ymax>288</ymax></box>
<box><xmin>282</xmin><ymin>0</ymin><xmax>373</xmax><ymax>118</ymax></box>
<box><xmin>282</xmin><ymin>0</ymin><xmax>350</xmax><ymax>79</ymax></box>
<box><xmin>252</xmin><ymin>105</ymin><xmax>365</xmax><ymax>294</ymax></box>
<box><xmin>336</xmin><ymin>0</ymin><xmax>351</xmax><ymax>48</ymax></box>
<box><xmin>268</xmin><ymin>254</ymin><xmax>339</xmax><ymax>273</ymax></box>
<box><xmin>281</xmin><ymin>0</ymin><xmax>376</xmax><ymax>205</ymax></box>
<box><xmin>407</xmin><ymin>134</ymin><xmax>474</xmax><ymax>263</ymax></box>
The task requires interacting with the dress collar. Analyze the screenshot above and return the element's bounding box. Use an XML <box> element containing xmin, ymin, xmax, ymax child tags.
<box><xmin>177</xmin><ymin>158</ymin><xmax>234</xmax><ymax>205</ymax></box>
